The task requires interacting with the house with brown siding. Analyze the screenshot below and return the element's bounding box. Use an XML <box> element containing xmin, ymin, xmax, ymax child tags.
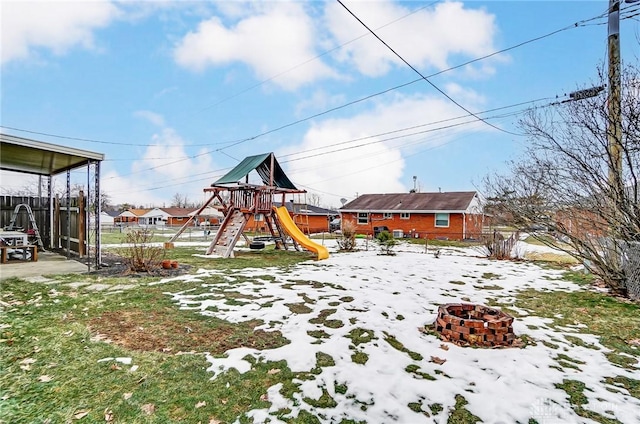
<box><xmin>339</xmin><ymin>191</ymin><xmax>484</xmax><ymax>240</ymax></box>
<box><xmin>247</xmin><ymin>202</ymin><xmax>338</xmax><ymax>234</ymax></box>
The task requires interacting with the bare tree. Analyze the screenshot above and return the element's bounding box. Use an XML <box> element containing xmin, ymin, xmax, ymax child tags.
<box><xmin>170</xmin><ymin>193</ymin><xmax>188</xmax><ymax>208</ymax></box>
<box><xmin>484</xmin><ymin>65</ymin><xmax>640</xmax><ymax>296</ymax></box>
<box><xmin>307</xmin><ymin>193</ymin><xmax>322</xmax><ymax>207</ymax></box>
<box><xmin>0</xmin><ymin>179</ymin><xmax>40</xmax><ymax>196</ymax></box>
<box><xmin>99</xmin><ymin>191</ymin><xmax>113</xmax><ymax>211</ymax></box>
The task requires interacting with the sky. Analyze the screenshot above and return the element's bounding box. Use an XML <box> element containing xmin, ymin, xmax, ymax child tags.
<box><xmin>2</xmin><ymin>0</ymin><xmax>640</xmax><ymax>209</ymax></box>
<box><xmin>147</xmin><ymin>239</ymin><xmax>640</xmax><ymax>423</ymax></box>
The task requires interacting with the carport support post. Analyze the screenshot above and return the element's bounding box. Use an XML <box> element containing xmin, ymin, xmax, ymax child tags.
<box><xmin>95</xmin><ymin>160</ymin><xmax>101</xmax><ymax>269</ymax></box>
<box><xmin>48</xmin><ymin>175</ymin><xmax>53</xmax><ymax>250</ymax></box>
<box><xmin>66</xmin><ymin>170</ymin><xmax>71</xmax><ymax>259</ymax></box>
<box><xmin>87</xmin><ymin>164</ymin><xmax>91</xmax><ymax>271</ymax></box>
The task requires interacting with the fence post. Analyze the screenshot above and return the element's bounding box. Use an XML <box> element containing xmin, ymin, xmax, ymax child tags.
<box><xmin>623</xmin><ymin>242</ymin><xmax>640</xmax><ymax>300</ymax></box>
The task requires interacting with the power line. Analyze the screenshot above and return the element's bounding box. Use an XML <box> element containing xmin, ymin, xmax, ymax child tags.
<box><xmin>336</xmin><ymin>0</ymin><xmax>525</xmax><ymax>137</ymax></box>
<box><xmin>281</xmin><ymin>100</ymin><xmax>556</xmax><ymax>166</ymax></box>
<box><xmin>112</xmin><ymin>95</ymin><xmax>552</xmax><ymax>171</ymax></box>
<box><xmin>280</xmin><ymin>96</ymin><xmax>554</xmax><ymax>162</ymax></box>
<box><xmin>106</xmin><ymin>96</ymin><xmax>559</xmax><ymax>196</ymax></box>
<box><xmin>296</xmin><ymin>118</ymin><xmax>515</xmax><ymax>199</ymax></box>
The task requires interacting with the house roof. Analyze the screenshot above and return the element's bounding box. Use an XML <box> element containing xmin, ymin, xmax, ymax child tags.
<box><xmin>212</xmin><ymin>152</ymin><xmax>298</xmax><ymax>190</ymax></box>
<box><xmin>140</xmin><ymin>207</ymin><xmax>194</xmax><ymax>217</ymax></box>
<box><xmin>1</xmin><ymin>133</ymin><xmax>104</xmax><ymax>176</ymax></box>
<box><xmin>159</xmin><ymin>207</ymin><xmax>195</xmax><ymax>217</ymax></box>
<box><xmin>340</xmin><ymin>191</ymin><xmax>479</xmax><ymax>213</ymax></box>
<box><xmin>119</xmin><ymin>208</ymin><xmax>150</xmax><ymax>217</ymax></box>
<box><xmin>276</xmin><ymin>202</ymin><xmax>337</xmax><ymax>216</ymax></box>
<box><xmin>189</xmin><ymin>206</ymin><xmax>224</xmax><ymax>217</ymax></box>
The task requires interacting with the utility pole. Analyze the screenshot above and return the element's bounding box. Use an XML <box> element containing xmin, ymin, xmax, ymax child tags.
<box><xmin>608</xmin><ymin>0</ymin><xmax>623</xmax><ymax>201</ymax></box>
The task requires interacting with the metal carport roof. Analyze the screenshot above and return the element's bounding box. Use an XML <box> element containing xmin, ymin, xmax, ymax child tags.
<box><xmin>0</xmin><ymin>133</ymin><xmax>104</xmax><ymax>176</ymax></box>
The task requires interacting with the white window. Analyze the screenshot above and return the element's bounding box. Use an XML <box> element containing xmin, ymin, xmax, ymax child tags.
<box><xmin>358</xmin><ymin>212</ymin><xmax>368</xmax><ymax>224</ymax></box>
<box><xmin>255</xmin><ymin>213</ymin><xmax>264</xmax><ymax>221</ymax></box>
<box><xmin>383</xmin><ymin>212</ymin><xmax>392</xmax><ymax>219</ymax></box>
<box><xmin>435</xmin><ymin>213</ymin><xmax>449</xmax><ymax>227</ymax></box>
<box><xmin>400</xmin><ymin>212</ymin><xmax>410</xmax><ymax>220</ymax></box>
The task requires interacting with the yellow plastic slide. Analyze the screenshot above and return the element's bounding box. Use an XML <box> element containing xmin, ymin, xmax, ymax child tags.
<box><xmin>274</xmin><ymin>206</ymin><xmax>329</xmax><ymax>260</ymax></box>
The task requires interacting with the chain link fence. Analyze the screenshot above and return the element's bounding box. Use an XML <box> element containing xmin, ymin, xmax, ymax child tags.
<box><xmin>622</xmin><ymin>241</ymin><xmax>640</xmax><ymax>300</ymax></box>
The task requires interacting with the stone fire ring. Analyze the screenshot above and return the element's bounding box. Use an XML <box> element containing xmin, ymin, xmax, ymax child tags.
<box><xmin>435</xmin><ymin>303</ymin><xmax>515</xmax><ymax>347</ymax></box>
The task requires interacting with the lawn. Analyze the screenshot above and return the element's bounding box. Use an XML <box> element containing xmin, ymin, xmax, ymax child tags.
<box><xmin>1</xmin><ymin>240</ymin><xmax>639</xmax><ymax>423</ymax></box>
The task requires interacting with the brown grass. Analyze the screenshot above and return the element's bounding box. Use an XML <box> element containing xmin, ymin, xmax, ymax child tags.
<box><xmin>89</xmin><ymin>309</ymin><xmax>287</xmax><ymax>354</ymax></box>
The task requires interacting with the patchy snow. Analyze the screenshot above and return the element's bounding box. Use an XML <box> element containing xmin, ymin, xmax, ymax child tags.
<box><xmin>157</xmin><ymin>241</ymin><xmax>640</xmax><ymax>423</ymax></box>
<box><xmin>205</xmin><ymin>347</ymin><xmax>258</xmax><ymax>379</ymax></box>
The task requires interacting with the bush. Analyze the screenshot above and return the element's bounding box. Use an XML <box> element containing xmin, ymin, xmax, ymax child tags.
<box><xmin>337</xmin><ymin>220</ymin><xmax>357</xmax><ymax>251</ymax></box>
<box><xmin>376</xmin><ymin>231</ymin><xmax>398</xmax><ymax>256</ymax></box>
<box><xmin>117</xmin><ymin>229</ymin><xmax>164</xmax><ymax>273</ymax></box>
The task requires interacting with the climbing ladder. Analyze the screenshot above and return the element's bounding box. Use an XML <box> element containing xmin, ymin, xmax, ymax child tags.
<box><xmin>206</xmin><ymin>209</ymin><xmax>248</xmax><ymax>258</ymax></box>
<box><xmin>6</xmin><ymin>204</ymin><xmax>45</xmax><ymax>250</ymax></box>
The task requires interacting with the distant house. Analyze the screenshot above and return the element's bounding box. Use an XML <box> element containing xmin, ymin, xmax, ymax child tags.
<box><xmin>247</xmin><ymin>202</ymin><xmax>338</xmax><ymax>234</ymax></box>
<box><xmin>339</xmin><ymin>191</ymin><xmax>485</xmax><ymax>240</ymax></box>
<box><xmin>281</xmin><ymin>202</ymin><xmax>338</xmax><ymax>234</ymax></box>
<box><xmin>88</xmin><ymin>211</ymin><xmax>118</xmax><ymax>227</ymax></box>
<box><xmin>100</xmin><ymin>210</ymin><xmax>118</xmax><ymax>226</ymax></box>
<box><xmin>114</xmin><ymin>208</ymin><xmax>150</xmax><ymax>225</ymax></box>
<box><xmin>138</xmin><ymin>207</ymin><xmax>195</xmax><ymax>227</ymax></box>
<box><xmin>189</xmin><ymin>206</ymin><xmax>224</xmax><ymax>227</ymax></box>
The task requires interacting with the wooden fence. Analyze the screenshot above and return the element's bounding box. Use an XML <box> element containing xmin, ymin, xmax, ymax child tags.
<box><xmin>54</xmin><ymin>193</ymin><xmax>87</xmax><ymax>257</ymax></box>
<box><xmin>484</xmin><ymin>230</ymin><xmax>520</xmax><ymax>259</ymax></box>
<box><xmin>0</xmin><ymin>194</ymin><xmax>87</xmax><ymax>257</ymax></box>
<box><xmin>0</xmin><ymin>196</ymin><xmax>51</xmax><ymax>247</ymax></box>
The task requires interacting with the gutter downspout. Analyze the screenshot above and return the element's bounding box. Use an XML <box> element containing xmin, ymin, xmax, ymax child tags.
<box><xmin>463</xmin><ymin>212</ymin><xmax>467</xmax><ymax>240</ymax></box>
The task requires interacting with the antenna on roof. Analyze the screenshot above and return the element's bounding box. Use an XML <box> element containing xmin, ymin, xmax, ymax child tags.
<box><xmin>340</xmin><ymin>198</ymin><xmax>347</xmax><ymax>206</ymax></box>
<box><xmin>410</xmin><ymin>176</ymin><xmax>417</xmax><ymax>193</ymax></box>
<box><xmin>438</xmin><ymin>187</ymin><xmax>442</xmax><ymax>193</ymax></box>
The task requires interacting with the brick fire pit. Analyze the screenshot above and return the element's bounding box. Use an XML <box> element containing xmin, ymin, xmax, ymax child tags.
<box><xmin>435</xmin><ymin>303</ymin><xmax>515</xmax><ymax>347</ymax></box>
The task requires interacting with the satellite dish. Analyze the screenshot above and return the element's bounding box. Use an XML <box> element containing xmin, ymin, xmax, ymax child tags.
<box><xmin>340</xmin><ymin>198</ymin><xmax>347</xmax><ymax>206</ymax></box>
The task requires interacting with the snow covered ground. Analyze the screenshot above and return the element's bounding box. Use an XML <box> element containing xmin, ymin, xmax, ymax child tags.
<box><xmin>154</xmin><ymin>240</ymin><xmax>639</xmax><ymax>423</ymax></box>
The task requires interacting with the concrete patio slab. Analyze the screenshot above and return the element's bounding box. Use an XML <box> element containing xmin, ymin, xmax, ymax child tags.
<box><xmin>0</xmin><ymin>251</ymin><xmax>89</xmax><ymax>280</ymax></box>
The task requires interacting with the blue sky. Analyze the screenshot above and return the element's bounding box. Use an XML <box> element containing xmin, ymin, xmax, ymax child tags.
<box><xmin>2</xmin><ymin>1</ymin><xmax>639</xmax><ymax>208</ymax></box>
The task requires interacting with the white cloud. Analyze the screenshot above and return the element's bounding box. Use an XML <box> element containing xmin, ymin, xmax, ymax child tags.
<box><xmin>102</xmin><ymin>123</ymin><xmax>218</xmax><ymax>207</ymax></box>
<box><xmin>1</xmin><ymin>0</ymin><xmax>120</xmax><ymax>65</ymax></box>
<box><xmin>134</xmin><ymin>110</ymin><xmax>166</xmax><ymax>127</ymax></box>
<box><xmin>173</xmin><ymin>2</ymin><xmax>336</xmax><ymax>90</ymax></box>
<box><xmin>281</xmin><ymin>93</ymin><xmax>485</xmax><ymax>207</ymax></box>
<box><xmin>325</xmin><ymin>1</ymin><xmax>497</xmax><ymax>77</ymax></box>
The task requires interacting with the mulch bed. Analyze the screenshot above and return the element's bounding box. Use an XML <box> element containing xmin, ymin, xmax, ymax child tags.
<box><xmin>87</xmin><ymin>251</ymin><xmax>192</xmax><ymax>278</ymax></box>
